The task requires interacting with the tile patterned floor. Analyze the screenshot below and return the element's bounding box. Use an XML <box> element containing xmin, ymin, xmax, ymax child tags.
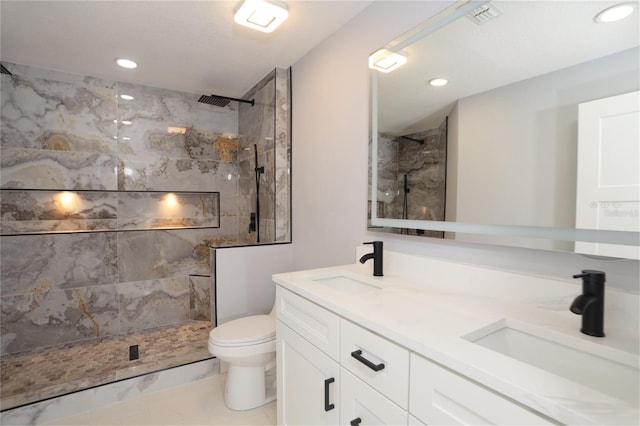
<box><xmin>44</xmin><ymin>374</ymin><xmax>276</xmax><ymax>426</ymax></box>
<box><xmin>1</xmin><ymin>321</ymin><xmax>212</xmax><ymax>410</ymax></box>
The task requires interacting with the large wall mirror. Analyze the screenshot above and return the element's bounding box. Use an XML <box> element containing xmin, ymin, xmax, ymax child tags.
<box><xmin>368</xmin><ymin>0</ymin><xmax>639</xmax><ymax>259</ymax></box>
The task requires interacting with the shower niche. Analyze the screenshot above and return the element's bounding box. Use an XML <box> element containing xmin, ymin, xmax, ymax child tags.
<box><xmin>0</xmin><ymin>63</ymin><xmax>291</xmax><ymax>410</ymax></box>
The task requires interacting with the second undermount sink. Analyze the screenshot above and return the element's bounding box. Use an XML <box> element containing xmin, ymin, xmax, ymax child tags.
<box><xmin>463</xmin><ymin>319</ymin><xmax>640</xmax><ymax>406</ymax></box>
<box><xmin>311</xmin><ymin>274</ymin><xmax>382</xmax><ymax>293</ymax></box>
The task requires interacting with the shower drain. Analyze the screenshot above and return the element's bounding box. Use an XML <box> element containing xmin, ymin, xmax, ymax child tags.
<box><xmin>129</xmin><ymin>344</ymin><xmax>139</xmax><ymax>361</ymax></box>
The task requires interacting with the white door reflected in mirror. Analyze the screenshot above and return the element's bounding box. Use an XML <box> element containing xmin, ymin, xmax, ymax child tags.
<box><xmin>576</xmin><ymin>91</ymin><xmax>640</xmax><ymax>259</ymax></box>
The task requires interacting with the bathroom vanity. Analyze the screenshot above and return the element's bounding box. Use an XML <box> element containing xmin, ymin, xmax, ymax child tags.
<box><xmin>274</xmin><ymin>248</ymin><xmax>639</xmax><ymax>425</ymax></box>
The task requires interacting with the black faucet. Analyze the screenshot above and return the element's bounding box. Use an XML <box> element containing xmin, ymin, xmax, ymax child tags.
<box><xmin>359</xmin><ymin>241</ymin><xmax>383</xmax><ymax>277</ymax></box>
<box><xmin>570</xmin><ymin>270</ymin><xmax>605</xmax><ymax>337</ymax></box>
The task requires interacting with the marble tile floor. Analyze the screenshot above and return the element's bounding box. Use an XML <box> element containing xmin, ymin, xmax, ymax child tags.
<box><xmin>43</xmin><ymin>374</ymin><xmax>276</xmax><ymax>426</ymax></box>
<box><xmin>1</xmin><ymin>321</ymin><xmax>212</xmax><ymax>411</ymax></box>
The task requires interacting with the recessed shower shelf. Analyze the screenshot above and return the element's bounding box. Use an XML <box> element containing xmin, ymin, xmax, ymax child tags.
<box><xmin>0</xmin><ymin>188</ymin><xmax>220</xmax><ymax>236</ymax></box>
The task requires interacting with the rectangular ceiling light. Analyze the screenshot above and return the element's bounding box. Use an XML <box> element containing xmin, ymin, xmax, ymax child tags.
<box><xmin>235</xmin><ymin>0</ymin><xmax>288</xmax><ymax>33</ymax></box>
<box><xmin>368</xmin><ymin>49</ymin><xmax>408</xmax><ymax>73</ymax></box>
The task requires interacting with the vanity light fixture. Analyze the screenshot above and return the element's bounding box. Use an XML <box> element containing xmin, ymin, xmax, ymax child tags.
<box><xmin>234</xmin><ymin>0</ymin><xmax>288</xmax><ymax>33</ymax></box>
<box><xmin>368</xmin><ymin>49</ymin><xmax>408</xmax><ymax>73</ymax></box>
<box><xmin>429</xmin><ymin>78</ymin><xmax>449</xmax><ymax>87</ymax></box>
<box><xmin>115</xmin><ymin>58</ymin><xmax>138</xmax><ymax>69</ymax></box>
<box><xmin>594</xmin><ymin>2</ymin><xmax>637</xmax><ymax>23</ymax></box>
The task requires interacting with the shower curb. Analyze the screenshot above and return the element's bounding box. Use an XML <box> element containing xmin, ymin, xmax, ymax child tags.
<box><xmin>0</xmin><ymin>358</ymin><xmax>219</xmax><ymax>425</ymax></box>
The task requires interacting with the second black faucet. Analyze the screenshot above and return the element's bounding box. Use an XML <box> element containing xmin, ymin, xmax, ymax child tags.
<box><xmin>360</xmin><ymin>241</ymin><xmax>383</xmax><ymax>277</ymax></box>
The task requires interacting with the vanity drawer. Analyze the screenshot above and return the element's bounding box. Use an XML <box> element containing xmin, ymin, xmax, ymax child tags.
<box><xmin>276</xmin><ymin>286</ymin><xmax>340</xmax><ymax>361</ymax></box>
<box><xmin>409</xmin><ymin>354</ymin><xmax>553</xmax><ymax>425</ymax></box>
<box><xmin>340</xmin><ymin>367</ymin><xmax>408</xmax><ymax>426</ymax></box>
<box><xmin>341</xmin><ymin>319</ymin><xmax>410</xmax><ymax>409</ymax></box>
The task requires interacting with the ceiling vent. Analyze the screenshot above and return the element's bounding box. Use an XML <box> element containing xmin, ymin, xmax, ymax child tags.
<box><xmin>466</xmin><ymin>2</ymin><xmax>502</xmax><ymax>25</ymax></box>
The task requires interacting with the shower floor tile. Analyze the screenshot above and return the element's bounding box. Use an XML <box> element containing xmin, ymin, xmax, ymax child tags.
<box><xmin>0</xmin><ymin>321</ymin><xmax>212</xmax><ymax>411</ymax></box>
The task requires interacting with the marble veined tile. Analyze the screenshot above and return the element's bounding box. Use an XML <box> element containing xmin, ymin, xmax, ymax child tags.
<box><xmin>4</xmin><ymin>63</ymin><xmax>116</xmax><ymax>90</ymax></box>
<box><xmin>117</xmin><ymin>229</ymin><xmax>216</xmax><ymax>282</ymax></box>
<box><xmin>0</xmin><ymin>73</ymin><xmax>117</xmax><ymax>153</ymax></box>
<box><xmin>0</xmin><ymin>147</ymin><xmax>117</xmax><ymax>190</ymax></box>
<box><xmin>115</xmin><ymin>86</ymin><xmax>238</xmax><ymax>162</ymax></box>
<box><xmin>118</xmin><ymin>155</ymin><xmax>237</xmax><ymax>194</ymax></box>
<box><xmin>0</xmin><ymin>232</ymin><xmax>118</xmax><ymax>296</ymax></box>
<box><xmin>116</xmin><ymin>276</ymin><xmax>189</xmax><ymax>333</ymax></box>
<box><xmin>0</xmin><ymin>189</ymin><xmax>117</xmax><ymax>234</ymax></box>
<box><xmin>0</xmin><ymin>284</ymin><xmax>119</xmax><ymax>355</ymax></box>
<box><xmin>189</xmin><ymin>275</ymin><xmax>212</xmax><ymax>322</ymax></box>
<box><xmin>0</xmin><ymin>219</ymin><xmax>118</xmax><ymax>235</ymax></box>
<box><xmin>117</xmin><ymin>191</ymin><xmax>219</xmax><ymax>230</ymax></box>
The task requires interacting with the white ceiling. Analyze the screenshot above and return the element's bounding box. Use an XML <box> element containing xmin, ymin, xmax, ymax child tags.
<box><xmin>377</xmin><ymin>0</ymin><xmax>640</xmax><ymax>135</ymax></box>
<box><xmin>0</xmin><ymin>0</ymin><xmax>372</xmax><ymax>96</ymax></box>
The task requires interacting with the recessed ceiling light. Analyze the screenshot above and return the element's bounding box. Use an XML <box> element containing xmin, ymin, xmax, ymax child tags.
<box><xmin>120</xmin><ymin>94</ymin><xmax>134</xmax><ymax>100</ymax></box>
<box><xmin>116</xmin><ymin>58</ymin><xmax>138</xmax><ymax>69</ymax></box>
<box><xmin>234</xmin><ymin>0</ymin><xmax>288</xmax><ymax>33</ymax></box>
<box><xmin>594</xmin><ymin>2</ymin><xmax>636</xmax><ymax>23</ymax></box>
<box><xmin>368</xmin><ymin>49</ymin><xmax>408</xmax><ymax>73</ymax></box>
<box><xmin>429</xmin><ymin>78</ymin><xmax>449</xmax><ymax>87</ymax></box>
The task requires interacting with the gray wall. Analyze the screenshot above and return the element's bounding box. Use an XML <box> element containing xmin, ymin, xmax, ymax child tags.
<box><xmin>290</xmin><ymin>1</ymin><xmax>639</xmax><ymax>292</ymax></box>
<box><xmin>451</xmin><ymin>47</ymin><xmax>639</xmax><ymax>251</ymax></box>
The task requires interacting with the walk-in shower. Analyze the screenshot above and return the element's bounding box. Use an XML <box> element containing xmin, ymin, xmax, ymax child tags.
<box><xmin>371</xmin><ymin>117</ymin><xmax>447</xmax><ymax>237</ymax></box>
<box><xmin>0</xmin><ymin>63</ymin><xmax>291</xmax><ymax>411</ymax></box>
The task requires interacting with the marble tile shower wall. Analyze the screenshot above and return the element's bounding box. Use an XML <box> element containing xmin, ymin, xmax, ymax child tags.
<box><xmin>0</xmin><ymin>63</ymin><xmax>290</xmax><ymax>356</ymax></box>
<box><xmin>237</xmin><ymin>68</ymin><xmax>291</xmax><ymax>243</ymax></box>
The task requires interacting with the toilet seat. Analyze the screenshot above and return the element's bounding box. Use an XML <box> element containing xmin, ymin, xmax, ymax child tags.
<box><xmin>209</xmin><ymin>315</ymin><xmax>275</xmax><ymax>347</ymax></box>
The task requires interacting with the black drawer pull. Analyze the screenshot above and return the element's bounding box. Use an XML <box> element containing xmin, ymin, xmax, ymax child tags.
<box><xmin>350</xmin><ymin>417</ymin><xmax>362</xmax><ymax>426</ymax></box>
<box><xmin>324</xmin><ymin>377</ymin><xmax>335</xmax><ymax>412</ymax></box>
<box><xmin>351</xmin><ymin>349</ymin><xmax>385</xmax><ymax>371</ymax></box>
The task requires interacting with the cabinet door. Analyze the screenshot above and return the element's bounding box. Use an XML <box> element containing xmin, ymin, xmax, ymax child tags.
<box><xmin>277</xmin><ymin>321</ymin><xmax>340</xmax><ymax>425</ymax></box>
<box><xmin>410</xmin><ymin>354</ymin><xmax>554</xmax><ymax>425</ymax></box>
<box><xmin>340</xmin><ymin>368</ymin><xmax>407</xmax><ymax>426</ymax></box>
<box><xmin>277</xmin><ymin>287</ymin><xmax>341</xmax><ymax>361</ymax></box>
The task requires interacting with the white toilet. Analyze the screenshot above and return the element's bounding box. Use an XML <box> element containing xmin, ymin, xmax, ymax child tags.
<box><xmin>208</xmin><ymin>309</ymin><xmax>276</xmax><ymax>411</ymax></box>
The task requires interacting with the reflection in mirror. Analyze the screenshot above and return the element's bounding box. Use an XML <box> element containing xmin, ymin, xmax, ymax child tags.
<box><xmin>368</xmin><ymin>0</ymin><xmax>639</xmax><ymax>257</ymax></box>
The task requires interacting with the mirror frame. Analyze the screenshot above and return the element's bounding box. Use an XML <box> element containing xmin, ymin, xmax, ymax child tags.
<box><xmin>368</xmin><ymin>1</ymin><xmax>640</xmax><ymax>253</ymax></box>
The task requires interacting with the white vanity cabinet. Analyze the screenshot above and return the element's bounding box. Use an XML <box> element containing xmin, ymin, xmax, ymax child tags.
<box><xmin>409</xmin><ymin>354</ymin><xmax>554</xmax><ymax>425</ymax></box>
<box><xmin>276</xmin><ymin>287</ymin><xmax>341</xmax><ymax>425</ymax></box>
<box><xmin>276</xmin><ymin>287</ymin><xmax>409</xmax><ymax>425</ymax></box>
<box><xmin>340</xmin><ymin>368</ymin><xmax>408</xmax><ymax>426</ymax></box>
<box><xmin>276</xmin><ymin>285</ymin><xmax>556</xmax><ymax>426</ymax></box>
<box><xmin>277</xmin><ymin>321</ymin><xmax>340</xmax><ymax>425</ymax></box>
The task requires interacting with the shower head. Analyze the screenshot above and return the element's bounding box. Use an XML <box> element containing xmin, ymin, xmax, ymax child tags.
<box><xmin>197</xmin><ymin>94</ymin><xmax>255</xmax><ymax>108</ymax></box>
<box><xmin>198</xmin><ymin>94</ymin><xmax>231</xmax><ymax>107</ymax></box>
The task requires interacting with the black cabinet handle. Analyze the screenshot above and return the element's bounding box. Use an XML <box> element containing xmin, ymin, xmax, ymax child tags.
<box><xmin>351</xmin><ymin>349</ymin><xmax>385</xmax><ymax>371</ymax></box>
<box><xmin>324</xmin><ymin>377</ymin><xmax>335</xmax><ymax>412</ymax></box>
<box><xmin>350</xmin><ymin>417</ymin><xmax>362</xmax><ymax>426</ymax></box>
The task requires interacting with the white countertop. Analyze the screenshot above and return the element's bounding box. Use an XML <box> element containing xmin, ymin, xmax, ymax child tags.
<box><xmin>273</xmin><ymin>254</ymin><xmax>639</xmax><ymax>425</ymax></box>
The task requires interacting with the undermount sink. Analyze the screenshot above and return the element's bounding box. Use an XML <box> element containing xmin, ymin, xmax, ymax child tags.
<box><xmin>463</xmin><ymin>319</ymin><xmax>640</xmax><ymax>406</ymax></box>
<box><xmin>311</xmin><ymin>274</ymin><xmax>382</xmax><ymax>293</ymax></box>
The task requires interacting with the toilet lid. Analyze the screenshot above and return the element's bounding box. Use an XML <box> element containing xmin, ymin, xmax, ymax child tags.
<box><xmin>210</xmin><ymin>315</ymin><xmax>275</xmax><ymax>345</ymax></box>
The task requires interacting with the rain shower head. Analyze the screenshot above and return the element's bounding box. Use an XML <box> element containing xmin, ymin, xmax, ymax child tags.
<box><xmin>198</xmin><ymin>94</ymin><xmax>230</xmax><ymax>107</ymax></box>
<box><xmin>197</xmin><ymin>94</ymin><xmax>255</xmax><ymax>107</ymax></box>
